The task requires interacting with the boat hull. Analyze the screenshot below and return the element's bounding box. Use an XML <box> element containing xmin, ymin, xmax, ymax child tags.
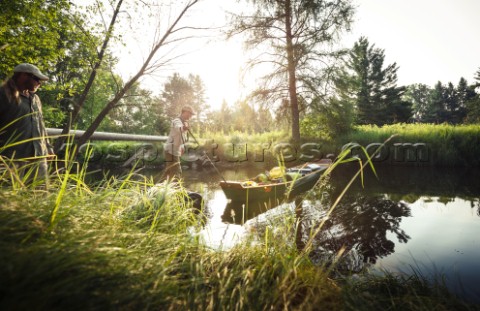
<box><xmin>220</xmin><ymin>163</ymin><xmax>329</xmax><ymax>204</ymax></box>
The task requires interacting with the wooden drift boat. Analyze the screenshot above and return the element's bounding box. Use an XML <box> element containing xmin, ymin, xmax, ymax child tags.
<box><xmin>220</xmin><ymin>159</ymin><xmax>331</xmax><ymax>204</ymax></box>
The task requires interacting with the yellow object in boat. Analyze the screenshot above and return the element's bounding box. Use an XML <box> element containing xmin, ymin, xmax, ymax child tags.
<box><xmin>269</xmin><ymin>166</ymin><xmax>285</xmax><ymax>179</ymax></box>
<box><xmin>242</xmin><ymin>180</ymin><xmax>258</xmax><ymax>187</ymax></box>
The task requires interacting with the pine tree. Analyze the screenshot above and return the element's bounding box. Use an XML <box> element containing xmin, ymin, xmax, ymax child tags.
<box><xmin>474</xmin><ymin>67</ymin><xmax>480</xmax><ymax>88</ymax></box>
<box><xmin>404</xmin><ymin>84</ymin><xmax>432</xmax><ymax>122</ymax></box>
<box><xmin>163</xmin><ymin>74</ymin><xmax>192</xmax><ymax>117</ymax></box>
<box><xmin>465</xmin><ymin>68</ymin><xmax>480</xmax><ymax>123</ymax></box>
<box><xmin>229</xmin><ymin>0</ymin><xmax>354</xmax><ymax>140</ymax></box>
<box><xmin>454</xmin><ymin>78</ymin><xmax>471</xmax><ymax>123</ymax></box>
<box><xmin>428</xmin><ymin>82</ymin><xmax>448</xmax><ymax>123</ymax></box>
<box><xmin>336</xmin><ymin>37</ymin><xmax>411</xmax><ymax>125</ymax></box>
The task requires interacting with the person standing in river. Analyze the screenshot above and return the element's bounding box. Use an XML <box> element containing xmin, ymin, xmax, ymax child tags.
<box><xmin>0</xmin><ymin>63</ymin><xmax>55</xmax><ymax>185</ymax></box>
<box><xmin>163</xmin><ymin>105</ymin><xmax>195</xmax><ymax>179</ymax></box>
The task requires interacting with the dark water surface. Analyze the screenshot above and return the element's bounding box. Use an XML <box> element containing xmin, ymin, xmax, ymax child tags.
<box><xmin>143</xmin><ymin>164</ymin><xmax>480</xmax><ymax>302</ymax></box>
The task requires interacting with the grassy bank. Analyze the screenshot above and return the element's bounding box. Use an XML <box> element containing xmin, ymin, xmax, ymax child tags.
<box><xmin>202</xmin><ymin>124</ymin><xmax>480</xmax><ymax>167</ymax></box>
<box><xmin>71</xmin><ymin>124</ymin><xmax>480</xmax><ymax>170</ymax></box>
<box><xmin>1</xmin><ymin>165</ymin><xmax>478</xmax><ymax>310</ymax></box>
<box><xmin>336</xmin><ymin>124</ymin><xmax>480</xmax><ymax>166</ymax></box>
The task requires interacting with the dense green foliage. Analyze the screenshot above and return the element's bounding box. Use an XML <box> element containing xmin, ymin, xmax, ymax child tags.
<box><xmin>77</xmin><ymin>72</ymin><xmax>170</xmax><ymax>135</ymax></box>
<box><xmin>307</xmin><ymin>38</ymin><xmax>480</xmax><ymax>135</ymax></box>
<box><xmin>465</xmin><ymin>69</ymin><xmax>480</xmax><ymax>123</ymax></box>
<box><xmin>301</xmin><ymin>97</ymin><xmax>355</xmax><ymax>140</ymax></box>
<box><xmin>0</xmin><ymin>0</ymin><xmax>196</xmax><ymax>138</ymax></box>
<box><xmin>406</xmin><ymin>78</ymin><xmax>479</xmax><ymax>124</ymax></box>
<box><xmin>334</xmin><ymin>37</ymin><xmax>412</xmax><ymax>125</ymax></box>
<box><xmin>0</xmin><ymin>0</ymin><xmax>103</xmax><ymax>108</ymax></box>
<box><xmin>0</xmin><ymin>0</ymin><xmax>86</xmax><ymax>78</ymax></box>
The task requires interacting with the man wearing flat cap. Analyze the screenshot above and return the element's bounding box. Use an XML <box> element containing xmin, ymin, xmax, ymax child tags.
<box><xmin>163</xmin><ymin>105</ymin><xmax>195</xmax><ymax>179</ymax></box>
<box><xmin>0</xmin><ymin>63</ymin><xmax>55</xmax><ymax>185</ymax></box>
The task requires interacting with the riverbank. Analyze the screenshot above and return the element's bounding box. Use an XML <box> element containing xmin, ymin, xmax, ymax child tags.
<box><xmin>336</xmin><ymin>124</ymin><xmax>480</xmax><ymax>166</ymax></box>
<box><xmin>1</xmin><ymin>170</ymin><xmax>478</xmax><ymax>310</ymax></box>
<box><xmin>78</xmin><ymin>124</ymin><xmax>480</xmax><ymax>171</ymax></box>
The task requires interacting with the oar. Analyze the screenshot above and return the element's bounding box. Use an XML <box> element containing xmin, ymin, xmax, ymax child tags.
<box><xmin>187</xmin><ymin>128</ymin><xmax>227</xmax><ymax>183</ymax></box>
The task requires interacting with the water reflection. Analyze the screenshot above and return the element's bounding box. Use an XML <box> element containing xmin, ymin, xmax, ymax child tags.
<box><xmin>90</xmin><ymin>163</ymin><xmax>480</xmax><ymax>299</ymax></box>
<box><xmin>296</xmin><ymin>191</ymin><xmax>411</xmax><ymax>269</ymax></box>
<box><xmin>222</xmin><ymin>198</ymin><xmax>289</xmax><ymax>225</ymax></box>
<box><xmin>103</xmin><ymin>163</ymin><xmax>480</xmax><ymax>302</ymax></box>
<box><xmin>211</xmin><ymin>179</ymin><xmax>414</xmax><ymax>272</ymax></box>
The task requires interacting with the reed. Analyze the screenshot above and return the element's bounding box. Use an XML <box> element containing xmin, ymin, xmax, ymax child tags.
<box><xmin>59</xmin><ymin>124</ymin><xmax>480</xmax><ymax>168</ymax></box>
<box><xmin>0</xmin><ymin>137</ymin><xmax>476</xmax><ymax>310</ymax></box>
<box><xmin>340</xmin><ymin>124</ymin><xmax>480</xmax><ymax>166</ymax></box>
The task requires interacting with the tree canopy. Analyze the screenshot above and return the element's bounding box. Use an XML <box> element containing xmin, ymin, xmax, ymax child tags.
<box><xmin>3</xmin><ymin>0</ymin><xmax>480</xmax><ymax>147</ymax></box>
<box><xmin>229</xmin><ymin>0</ymin><xmax>354</xmax><ymax>141</ymax></box>
<box><xmin>0</xmin><ymin>0</ymin><xmax>100</xmax><ymax>88</ymax></box>
<box><xmin>161</xmin><ymin>73</ymin><xmax>207</xmax><ymax>118</ymax></box>
<box><xmin>334</xmin><ymin>36</ymin><xmax>412</xmax><ymax>125</ymax></box>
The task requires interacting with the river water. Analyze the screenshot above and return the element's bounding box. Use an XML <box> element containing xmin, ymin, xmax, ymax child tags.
<box><xmin>143</xmin><ymin>163</ymin><xmax>480</xmax><ymax>302</ymax></box>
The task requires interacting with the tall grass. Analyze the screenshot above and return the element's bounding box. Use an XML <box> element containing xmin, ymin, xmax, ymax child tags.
<box><xmin>1</xmin><ymin>138</ymin><xmax>478</xmax><ymax>310</ymax></box>
<box><xmin>199</xmin><ymin>130</ymin><xmax>290</xmax><ymax>167</ymax></box>
<box><xmin>0</xmin><ymin>167</ymin><xmax>342</xmax><ymax>310</ymax></box>
<box><xmin>340</xmin><ymin>124</ymin><xmax>480</xmax><ymax>166</ymax></box>
<box><xmin>200</xmin><ymin>124</ymin><xmax>480</xmax><ymax>167</ymax></box>
<box><xmin>54</xmin><ymin>124</ymin><xmax>480</xmax><ymax>169</ymax></box>
<box><xmin>202</xmin><ymin>129</ymin><xmax>289</xmax><ymax>146</ymax></box>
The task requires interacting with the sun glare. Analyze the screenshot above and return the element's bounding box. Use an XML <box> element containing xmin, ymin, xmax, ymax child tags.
<box><xmin>111</xmin><ymin>0</ymin><xmax>252</xmax><ymax>112</ymax></box>
<box><xmin>191</xmin><ymin>38</ymin><xmax>249</xmax><ymax>110</ymax></box>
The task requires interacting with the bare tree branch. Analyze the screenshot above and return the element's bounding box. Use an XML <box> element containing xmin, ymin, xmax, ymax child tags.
<box><xmin>54</xmin><ymin>0</ymin><xmax>124</xmax><ymax>152</ymax></box>
<box><xmin>75</xmin><ymin>0</ymin><xmax>201</xmax><ymax>148</ymax></box>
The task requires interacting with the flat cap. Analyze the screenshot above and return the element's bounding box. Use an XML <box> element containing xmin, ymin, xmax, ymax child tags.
<box><xmin>13</xmin><ymin>63</ymin><xmax>49</xmax><ymax>81</ymax></box>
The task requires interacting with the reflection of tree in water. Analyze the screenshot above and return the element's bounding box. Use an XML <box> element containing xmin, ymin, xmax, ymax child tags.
<box><xmin>468</xmin><ymin>199</ymin><xmax>480</xmax><ymax>217</ymax></box>
<box><xmin>298</xmin><ymin>193</ymin><xmax>412</xmax><ymax>268</ymax></box>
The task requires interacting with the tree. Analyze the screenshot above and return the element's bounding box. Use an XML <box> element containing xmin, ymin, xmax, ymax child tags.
<box><xmin>71</xmin><ymin>0</ymin><xmax>202</xmax><ymax>149</ymax></box>
<box><xmin>189</xmin><ymin>74</ymin><xmax>208</xmax><ymax>114</ymax></box>
<box><xmin>449</xmin><ymin>78</ymin><xmax>469</xmax><ymax>124</ymax></box>
<box><xmin>109</xmin><ymin>85</ymin><xmax>169</xmax><ymax>135</ymax></box>
<box><xmin>162</xmin><ymin>73</ymin><xmax>195</xmax><ymax>117</ymax></box>
<box><xmin>161</xmin><ymin>73</ymin><xmax>207</xmax><ymax>118</ymax></box>
<box><xmin>231</xmin><ymin>100</ymin><xmax>259</xmax><ymax>133</ymax></box>
<box><xmin>474</xmin><ymin>67</ymin><xmax>480</xmax><ymax>89</ymax></box>
<box><xmin>465</xmin><ymin>68</ymin><xmax>480</xmax><ymax>123</ymax></box>
<box><xmin>407</xmin><ymin>80</ymin><xmax>473</xmax><ymax>124</ymax></box>
<box><xmin>428</xmin><ymin>81</ymin><xmax>449</xmax><ymax>123</ymax></box>
<box><xmin>54</xmin><ymin>0</ymin><xmax>125</xmax><ymax>151</ymax></box>
<box><xmin>256</xmin><ymin>104</ymin><xmax>274</xmax><ymax>132</ymax></box>
<box><xmin>335</xmin><ymin>37</ymin><xmax>411</xmax><ymax>125</ymax></box>
<box><xmin>0</xmin><ymin>0</ymin><xmax>103</xmax><ymax>127</ymax></box>
<box><xmin>404</xmin><ymin>84</ymin><xmax>433</xmax><ymax>122</ymax></box>
<box><xmin>465</xmin><ymin>94</ymin><xmax>480</xmax><ymax>124</ymax></box>
<box><xmin>206</xmin><ymin>100</ymin><xmax>233</xmax><ymax>133</ymax></box>
<box><xmin>0</xmin><ymin>0</ymin><xmax>78</xmax><ymax>77</ymax></box>
<box><xmin>301</xmin><ymin>96</ymin><xmax>354</xmax><ymax>139</ymax></box>
<box><xmin>229</xmin><ymin>0</ymin><xmax>354</xmax><ymax>141</ymax></box>
<box><xmin>75</xmin><ymin>71</ymin><xmax>122</xmax><ymax>131</ymax></box>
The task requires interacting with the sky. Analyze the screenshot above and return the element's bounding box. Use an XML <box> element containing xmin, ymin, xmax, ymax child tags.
<box><xmin>343</xmin><ymin>0</ymin><xmax>480</xmax><ymax>87</ymax></box>
<box><xmin>113</xmin><ymin>0</ymin><xmax>480</xmax><ymax>110</ymax></box>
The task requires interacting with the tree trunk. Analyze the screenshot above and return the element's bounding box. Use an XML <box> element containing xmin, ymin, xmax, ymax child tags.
<box><xmin>54</xmin><ymin>0</ymin><xmax>124</xmax><ymax>153</ymax></box>
<box><xmin>285</xmin><ymin>0</ymin><xmax>301</xmax><ymax>141</ymax></box>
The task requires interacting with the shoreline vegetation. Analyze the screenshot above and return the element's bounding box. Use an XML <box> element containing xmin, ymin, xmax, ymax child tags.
<box><xmin>82</xmin><ymin>124</ymin><xmax>480</xmax><ymax>169</ymax></box>
<box><xmin>1</xmin><ymin>139</ymin><xmax>480</xmax><ymax>310</ymax></box>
